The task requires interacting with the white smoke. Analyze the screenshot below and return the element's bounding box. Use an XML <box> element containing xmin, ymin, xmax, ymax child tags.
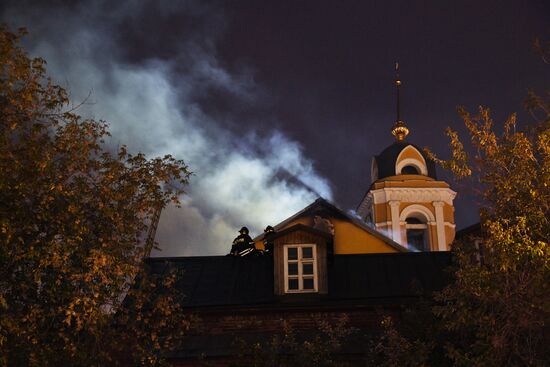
<box><xmin>2</xmin><ymin>0</ymin><xmax>332</xmax><ymax>255</ymax></box>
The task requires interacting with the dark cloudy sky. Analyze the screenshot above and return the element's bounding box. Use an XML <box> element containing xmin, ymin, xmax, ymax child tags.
<box><xmin>2</xmin><ymin>0</ymin><xmax>548</xmax><ymax>256</ymax></box>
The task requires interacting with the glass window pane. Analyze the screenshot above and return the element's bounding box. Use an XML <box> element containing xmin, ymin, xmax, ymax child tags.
<box><xmin>407</xmin><ymin>229</ymin><xmax>428</xmax><ymax>251</ymax></box>
<box><xmin>302</xmin><ymin>247</ymin><xmax>313</xmax><ymax>259</ymax></box>
<box><xmin>288</xmin><ymin>263</ymin><xmax>298</xmax><ymax>275</ymax></box>
<box><xmin>302</xmin><ymin>263</ymin><xmax>313</xmax><ymax>275</ymax></box>
<box><xmin>303</xmin><ymin>278</ymin><xmax>314</xmax><ymax>290</ymax></box>
<box><xmin>288</xmin><ymin>278</ymin><xmax>298</xmax><ymax>290</ymax></box>
<box><xmin>287</xmin><ymin>247</ymin><xmax>298</xmax><ymax>260</ymax></box>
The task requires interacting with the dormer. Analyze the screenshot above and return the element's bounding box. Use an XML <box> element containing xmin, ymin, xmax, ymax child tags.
<box><xmin>395</xmin><ymin>145</ymin><xmax>428</xmax><ymax>176</ymax></box>
<box><xmin>270</xmin><ymin>224</ymin><xmax>331</xmax><ymax>295</ymax></box>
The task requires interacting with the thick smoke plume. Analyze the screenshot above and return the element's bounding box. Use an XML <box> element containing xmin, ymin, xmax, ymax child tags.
<box><xmin>2</xmin><ymin>1</ymin><xmax>332</xmax><ymax>255</ymax></box>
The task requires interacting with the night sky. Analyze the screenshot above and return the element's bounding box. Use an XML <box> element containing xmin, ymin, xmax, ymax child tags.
<box><xmin>2</xmin><ymin>1</ymin><xmax>548</xmax><ymax>255</ymax></box>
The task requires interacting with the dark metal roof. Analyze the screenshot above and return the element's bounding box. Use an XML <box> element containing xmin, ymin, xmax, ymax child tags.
<box><xmin>147</xmin><ymin>255</ymin><xmax>275</xmax><ymax>307</ymax></box>
<box><xmin>328</xmin><ymin>252</ymin><xmax>452</xmax><ymax>300</ymax></box>
<box><xmin>146</xmin><ymin>252</ymin><xmax>452</xmax><ymax>308</ymax></box>
<box><xmin>375</xmin><ymin>141</ymin><xmax>437</xmax><ymax>180</ymax></box>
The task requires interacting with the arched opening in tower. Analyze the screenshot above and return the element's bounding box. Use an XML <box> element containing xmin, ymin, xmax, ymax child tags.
<box><xmin>405</xmin><ymin>217</ymin><xmax>429</xmax><ymax>251</ymax></box>
<box><xmin>401</xmin><ymin>165</ymin><xmax>420</xmax><ymax>175</ymax></box>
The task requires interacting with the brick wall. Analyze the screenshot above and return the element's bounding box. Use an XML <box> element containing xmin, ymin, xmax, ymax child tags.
<box><xmin>168</xmin><ymin>304</ymin><xmax>402</xmax><ymax>366</ymax></box>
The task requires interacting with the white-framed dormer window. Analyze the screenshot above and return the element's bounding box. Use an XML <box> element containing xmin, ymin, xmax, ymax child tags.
<box><xmin>283</xmin><ymin>244</ymin><xmax>318</xmax><ymax>293</ymax></box>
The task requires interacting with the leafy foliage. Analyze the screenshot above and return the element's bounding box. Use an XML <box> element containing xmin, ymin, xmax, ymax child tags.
<box><xmin>230</xmin><ymin>315</ymin><xmax>353</xmax><ymax>367</ymax></box>
<box><xmin>426</xmin><ymin>75</ymin><xmax>550</xmax><ymax>364</ymax></box>
<box><xmin>367</xmin><ymin>316</ymin><xmax>432</xmax><ymax>367</ymax></box>
<box><xmin>0</xmin><ymin>26</ymin><xmax>191</xmax><ymax>366</ymax></box>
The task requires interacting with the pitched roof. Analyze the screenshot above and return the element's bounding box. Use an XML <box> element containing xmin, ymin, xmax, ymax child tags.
<box><xmin>269</xmin><ymin>223</ymin><xmax>333</xmax><ymax>241</ymax></box>
<box><xmin>253</xmin><ymin>197</ymin><xmax>409</xmax><ymax>252</ymax></box>
<box><xmin>146</xmin><ymin>252</ymin><xmax>452</xmax><ymax>309</ymax></box>
<box><xmin>328</xmin><ymin>252</ymin><xmax>452</xmax><ymax>300</ymax></box>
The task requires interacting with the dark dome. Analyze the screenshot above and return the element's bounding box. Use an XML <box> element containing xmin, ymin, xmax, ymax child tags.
<box><xmin>374</xmin><ymin>141</ymin><xmax>437</xmax><ymax>180</ymax></box>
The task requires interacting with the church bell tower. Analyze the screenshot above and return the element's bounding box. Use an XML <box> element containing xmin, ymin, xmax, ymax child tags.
<box><xmin>357</xmin><ymin>64</ymin><xmax>456</xmax><ymax>251</ymax></box>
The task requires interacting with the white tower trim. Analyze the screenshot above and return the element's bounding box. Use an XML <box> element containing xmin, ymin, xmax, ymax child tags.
<box><xmin>399</xmin><ymin>204</ymin><xmax>435</xmax><ymax>222</ymax></box>
<box><xmin>395</xmin><ymin>146</ymin><xmax>428</xmax><ymax>175</ymax></box>
<box><xmin>388</xmin><ymin>201</ymin><xmax>401</xmax><ymax>242</ymax></box>
<box><xmin>433</xmin><ymin>201</ymin><xmax>446</xmax><ymax>251</ymax></box>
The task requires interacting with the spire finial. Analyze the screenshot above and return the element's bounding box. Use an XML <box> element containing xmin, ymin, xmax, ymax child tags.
<box><xmin>392</xmin><ymin>62</ymin><xmax>409</xmax><ymax>141</ymax></box>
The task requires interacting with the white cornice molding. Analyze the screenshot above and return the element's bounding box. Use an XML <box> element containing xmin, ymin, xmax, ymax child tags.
<box><xmin>376</xmin><ymin>220</ymin><xmax>455</xmax><ymax>228</ymax></box>
<box><xmin>370</xmin><ymin>187</ymin><xmax>457</xmax><ymax>205</ymax></box>
<box><xmin>356</xmin><ymin>192</ymin><xmax>373</xmax><ymax>218</ymax></box>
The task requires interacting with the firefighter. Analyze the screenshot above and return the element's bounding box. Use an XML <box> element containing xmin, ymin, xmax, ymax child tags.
<box><xmin>230</xmin><ymin>226</ymin><xmax>256</xmax><ymax>256</ymax></box>
<box><xmin>263</xmin><ymin>225</ymin><xmax>275</xmax><ymax>255</ymax></box>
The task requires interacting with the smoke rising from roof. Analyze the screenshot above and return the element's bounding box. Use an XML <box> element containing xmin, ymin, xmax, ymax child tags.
<box><xmin>2</xmin><ymin>0</ymin><xmax>332</xmax><ymax>255</ymax></box>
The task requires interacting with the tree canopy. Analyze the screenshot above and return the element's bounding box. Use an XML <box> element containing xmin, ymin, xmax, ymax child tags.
<box><xmin>0</xmin><ymin>26</ymin><xmax>191</xmax><ymax>366</ymax></box>
<box><xmin>428</xmin><ymin>104</ymin><xmax>550</xmax><ymax>366</ymax></box>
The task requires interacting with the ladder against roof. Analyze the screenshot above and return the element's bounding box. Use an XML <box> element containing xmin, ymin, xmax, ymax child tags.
<box><xmin>145</xmin><ymin>205</ymin><xmax>162</xmax><ymax>251</ymax></box>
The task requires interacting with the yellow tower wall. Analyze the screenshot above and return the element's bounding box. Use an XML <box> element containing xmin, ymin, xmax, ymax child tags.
<box><xmin>331</xmin><ymin>218</ymin><xmax>398</xmax><ymax>254</ymax></box>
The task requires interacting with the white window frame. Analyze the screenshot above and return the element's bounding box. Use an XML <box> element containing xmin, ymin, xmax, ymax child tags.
<box><xmin>283</xmin><ymin>244</ymin><xmax>318</xmax><ymax>293</ymax></box>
